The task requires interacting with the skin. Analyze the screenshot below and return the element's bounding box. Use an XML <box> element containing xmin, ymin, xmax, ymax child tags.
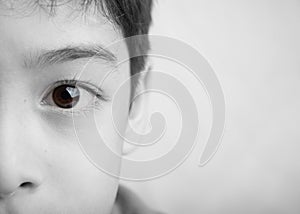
<box><xmin>0</xmin><ymin>2</ymin><xmax>137</xmax><ymax>214</ymax></box>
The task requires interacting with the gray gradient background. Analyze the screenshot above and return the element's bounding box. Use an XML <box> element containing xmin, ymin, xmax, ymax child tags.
<box><xmin>120</xmin><ymin>0</ymin><xmax>300</xmax><ymax>213</ymax></box>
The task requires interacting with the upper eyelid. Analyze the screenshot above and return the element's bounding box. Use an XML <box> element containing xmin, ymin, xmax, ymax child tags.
<box><xmin>75</xmin><ymin>81</ymin><xmax>109</xmax><ymax>102</ymax></box>
<box><xmin>40</xmin><ymin>79</ymin><xmax>109</xmax><ymax>106</ymax></box>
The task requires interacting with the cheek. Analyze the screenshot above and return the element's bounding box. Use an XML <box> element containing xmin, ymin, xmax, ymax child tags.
<box><xmin>33</xmin><ymin>107</ymin><xmax>123</xmax><ymax>213</ymax></box>
<box><xmin>40</xmin><ymin>94</ymin><xmax>129</xmax><ymax>172</ymax></box>
<box><xmin>36</xmin><ymin>71</ymin><xmax>131</xmax><ymax>209</ymax></box>
<box><xmin>47</xmin><ymin>146</ymin><xmax>118</xmax><ymax>212</ymax></box>
<box><xmin>25</xmin><ymin>54</ymin><xmax>130</xmax><ymax>213</ymax></box>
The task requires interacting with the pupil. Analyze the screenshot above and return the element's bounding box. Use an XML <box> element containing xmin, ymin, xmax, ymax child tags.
<box><xmin>52</xmin><ymin>84</ymin><xmax>80</xmax><ymax>109</ymax></box>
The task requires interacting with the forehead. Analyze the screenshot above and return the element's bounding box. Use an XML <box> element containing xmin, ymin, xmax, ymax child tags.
<box><xmin>0</xmin><ymin>0</ymin><xmax>97</xmax><ymax>14</ymax></box>
<box><xmin>0</xmin><ymin>1</ymin><xmax>122</xmax><ymax>56</ymax></box>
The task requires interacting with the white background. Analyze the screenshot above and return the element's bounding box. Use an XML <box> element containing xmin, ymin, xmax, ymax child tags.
<box><xmin>122</xmin><ymin>1</ymin><xmax>300</xmax><ymax>213</ymax></box>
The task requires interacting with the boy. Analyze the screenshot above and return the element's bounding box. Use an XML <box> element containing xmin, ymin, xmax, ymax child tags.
<box><xmin>0</xmin><ymin>0</ymin><xmax>160</xmax><ymax>213</ymax></box>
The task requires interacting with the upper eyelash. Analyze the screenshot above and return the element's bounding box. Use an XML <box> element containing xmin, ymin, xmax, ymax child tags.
<box><xmin>50</xmin><ymin>74</ymin><xmax>109</xmax><ymax>101</ymax></box>
<box><xmin>41</xmin><ymin>76</ymin><xmax>109</xmax><ymax>116</ymax></box>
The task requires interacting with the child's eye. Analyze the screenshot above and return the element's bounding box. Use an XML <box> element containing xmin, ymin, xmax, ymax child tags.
<box><xmin>41</xmin><ymin>79</ymin><xmax>107</xmax><ymax>115</ymax></box>
<box><xmin>52</xmin><ymin>84</ymin><xmax>80</xmax><ymax>109</ymax></box>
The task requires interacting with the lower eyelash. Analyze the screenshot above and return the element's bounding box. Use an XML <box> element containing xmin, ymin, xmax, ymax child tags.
<box><xmin>67</xmin><ymin>97</ymin><xmax>104</xmax><ymax>117</ymax></box>
<box><xmin>43</xmin><ymin>74</ymin><xmax>108</xmax><ymax>116</ymax></box>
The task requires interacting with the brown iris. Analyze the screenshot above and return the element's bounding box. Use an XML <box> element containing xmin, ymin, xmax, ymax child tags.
<box><xmin>52</xmin><ymin>84</ymin><xmax>80</xmax><ymax>109</ymax></box>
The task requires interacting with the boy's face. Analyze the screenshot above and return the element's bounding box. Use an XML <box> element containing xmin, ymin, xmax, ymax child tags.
<box><xmin>0</xmin><ymin>3</ymin><xmax>131</xmax><ymax>214</ymax></box>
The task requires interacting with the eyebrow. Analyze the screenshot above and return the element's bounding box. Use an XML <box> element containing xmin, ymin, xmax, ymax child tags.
<box><xmin>24</xmin><ymin>44</ymin><xmax>117</xmax><ymax>68</ymax></box>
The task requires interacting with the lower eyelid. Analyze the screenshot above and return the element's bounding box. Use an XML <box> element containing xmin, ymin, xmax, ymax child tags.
<box><xmin>40</xmin><ymin>81</ymin><xmax>107</xmax><ymax>115</ymax></box>
<box><xmin>41</xmin><ymin>100</ymin><xmax>102</xmax><ymax>117</ymax></box>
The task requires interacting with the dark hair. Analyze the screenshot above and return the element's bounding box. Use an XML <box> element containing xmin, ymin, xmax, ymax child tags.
<box><xmin>46</xmin><ymin>0</ymin><xmax>153</xmax><ymax>77</ymax></box>
<box><xmin>7</xmin><ymin>0</ymin><xmax>153</xmax><ymax>77</ymax></box>
<box><xmin>99</xmin><ymin>0</ymin><xmax>153</xmax><ymax>77</ymax></box>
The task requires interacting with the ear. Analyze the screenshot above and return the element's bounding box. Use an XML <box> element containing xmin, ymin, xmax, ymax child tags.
<box><xmin>122</xmin><ymin>65</ymin><xmax>152</xmax><ymax>155</ymax></box>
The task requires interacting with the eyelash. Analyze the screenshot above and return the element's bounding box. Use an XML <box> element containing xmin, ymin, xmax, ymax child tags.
<box><xmin>41</xmin><ymin>75</ymin><xmax>109</xmax><ymax>116</ymax></box>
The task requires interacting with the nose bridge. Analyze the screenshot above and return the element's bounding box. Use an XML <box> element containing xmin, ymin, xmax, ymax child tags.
<box><xmin>0</xmin><ymin>87</ymin><xmax>28</xmax><ymax>143</ymax></box>
<box><xmin>0</xmin><ymin>142</ymin><xmax>20</xmax><ymax>195</ymax></box>
<box><xmin>0</xmin><ymin>68</ymin><xmax>40</xmax><ymax>162</ymax></box>
<box><xmin>0</xmin><ymin>93</ymin><xmax>43</xmax><ymax>197</ymax></box>
<box><xmin>0</xmin><ymin>110</ymin><xmax>27</xmax><ymax>196</ymax></box>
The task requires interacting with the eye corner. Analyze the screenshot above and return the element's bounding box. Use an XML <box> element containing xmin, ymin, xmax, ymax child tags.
<box><xmin>39</xmin><ymin>78</ymin><xmax>107</xmax><ymax>116</ymax></box>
